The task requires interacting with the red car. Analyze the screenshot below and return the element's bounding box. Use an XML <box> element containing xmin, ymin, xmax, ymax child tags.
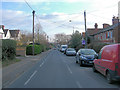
<box><xmin>93</xmin><ymin>44</ymin><xmax>120</xmax><ymax>84</ymax></box>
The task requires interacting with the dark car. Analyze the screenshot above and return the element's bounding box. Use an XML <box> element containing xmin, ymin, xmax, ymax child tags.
<box><xmin>76</xmin><ymin>49</ymin><xmax>98</xmax><ymax>66</ymax></box>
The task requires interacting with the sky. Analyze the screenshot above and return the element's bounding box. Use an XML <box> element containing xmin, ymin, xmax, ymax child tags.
<box><xmin>1</xmin><ymin>0</ymin><xmax>120</xmax><ymax>41</ymax></box>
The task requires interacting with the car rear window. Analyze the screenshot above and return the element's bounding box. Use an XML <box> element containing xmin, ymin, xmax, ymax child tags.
<box><xmin>67</xmin><ymin>48</ymin><xmax>75</xmax><ymax>51</ymax></box>
<box><xmin>81</xmin><ymin>49</ymin><xmax>96</xmax><ymax>55</ymax></box>
<box><xmin>62</xmin><ymin>46</ymin><xmax>67</xmax><ymax>48</ymax></box>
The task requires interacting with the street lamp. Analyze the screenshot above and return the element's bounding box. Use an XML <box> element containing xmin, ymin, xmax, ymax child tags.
<box><xmin>69</xmin><ymin>20</ymin><xmax>74</xmax><ymax>34</ymax></box>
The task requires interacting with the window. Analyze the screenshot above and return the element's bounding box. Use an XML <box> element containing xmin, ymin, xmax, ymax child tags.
<box><xmin>98</xmin><ymin>49</ymin><xmax>103</xmax><ymax>59</ymax></box>
<box><xmin>98</xmin><ymin>35</ymin><xmax>99</xmax><ymax>40</ymax></box>
<box><xmin>111</xmin><ymin>31</ymin><xmax>113</xmax><ymax>39</ymax></box>
<box><xmin>104</xmin><ymin>33</ymin><xmax>106</xmax><ymax>39</ymax></box>
<box><xmin>101</xmin><ymin>33</ymin><xmax>102</xmax><ymax>40</ymax></box>
<box><xmin>108</xmin><ymin>32</ymin><xmax>110</xmax><ymax>38</ymax></box>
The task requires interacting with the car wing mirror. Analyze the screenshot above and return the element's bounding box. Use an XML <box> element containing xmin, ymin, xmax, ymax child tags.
<box><xmin>95</xmin><ymin>54</ymin><xmax>98</xmax><ymax>59</ymax></box>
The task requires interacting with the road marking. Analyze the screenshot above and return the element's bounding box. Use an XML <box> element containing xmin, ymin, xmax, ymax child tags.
<box><xmin>66</xmin><ymin>64</ymin><xmax>72</xmax><ymax>74</ymax></box>
<box><xmin>76</xmin><ymin>81</ymin><xmax>82</xmax><ymax>88</ymax></box>
<box><xmin>24</xmin><ymin>70</ymin><xmax>37</xmax><ymax>85</ymax></box>
<box><xmin>40</xmin><ymin>61</ymin><xmax>44</xmax><ymax>67</ymax></box>
<box><xmin>44</xmin><ymin>58</ymin><xmax>46</xmax><ymax>62</ymax></box>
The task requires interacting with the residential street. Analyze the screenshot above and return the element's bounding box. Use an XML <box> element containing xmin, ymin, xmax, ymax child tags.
<box><xmin>8</xmin><ymin>49</ymin><xmax>120</xmax><ymax>88</ymax></box>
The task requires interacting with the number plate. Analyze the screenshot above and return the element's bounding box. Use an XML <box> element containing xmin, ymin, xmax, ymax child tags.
<box><xmin>89</xmin><ymin>61</ymin><xmax>93</xmax><ymax>63</ymax></box>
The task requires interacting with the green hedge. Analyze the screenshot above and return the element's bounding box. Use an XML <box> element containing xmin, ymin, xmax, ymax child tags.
<box><xmin>88</xmin><ymin>42</ymin><xmax>109</xmax><ymax>53</ymax></box>
<box><xmin>2</xmin><ymin>39</ymin><xmax>16</xmax><ymax>60</ymax></box>
<box><xmin>26</xmin><ymin>45</ymin><xmax>42</xmax><ymax>55</ymax></box>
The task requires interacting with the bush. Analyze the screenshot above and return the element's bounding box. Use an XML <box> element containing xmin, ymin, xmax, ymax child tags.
<box><xmin>2</xmin><ymin>39</ymin><xmax>16</xmax><ymax>60</ymax></box>
<box><xmin>88</xmin><ymin>42</ymin><xmax>109</xmax><ymax>53</ymax></box>
<box><xmin>26</xmin><ymin>45</ymin><xmax>42</xmax><ymax>55</ymax></box>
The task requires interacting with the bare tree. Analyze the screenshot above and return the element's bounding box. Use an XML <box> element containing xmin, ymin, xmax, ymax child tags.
<box><xmin>54</xmin><ymin>33</ymin><xmax>71</xmax><ymax>45</ymax></box>
<box><xmin>35</xmin><ymin>23</ymin><xmax>43</xmax><ymax>43</ymax></box>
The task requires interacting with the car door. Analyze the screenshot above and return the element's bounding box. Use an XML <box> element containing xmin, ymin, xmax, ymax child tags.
<box><xmin>95</xmin><ymin>49</ymin><xmax>103</xmax><ymax>73</ymax></box>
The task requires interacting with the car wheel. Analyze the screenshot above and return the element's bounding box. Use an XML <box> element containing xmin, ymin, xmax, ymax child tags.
<box><xmin>106</xmin><ymin>71</ymin><xmax>113</xmax><ymax>84</ymax></box>
<box><xmin>76</xmin><ymin>57</ymin><xmax>78</xmax><ymax>63</ymax></box>
<box><xmin>76</xmin><ymin>60</ymin><xmax>78</xmax><ymax>63</ymax></box>
<box><xmin>93</xmin><ymin>64</ymin><xmax>97</xmax><ymax>72</ymax></box>
<box><xmin>80</xmin><ymin>60</ymin><xmax>83</xmax><ymax>66</ymax></box>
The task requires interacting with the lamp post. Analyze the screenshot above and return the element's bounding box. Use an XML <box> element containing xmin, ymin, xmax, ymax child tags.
<box><xmin>69</xmin><ymin>20</ymin><xmax>74</xmax><ymax>34</ymax></box>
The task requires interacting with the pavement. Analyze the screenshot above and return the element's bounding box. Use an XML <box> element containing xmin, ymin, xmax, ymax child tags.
<box><xmin>8</xmin><ymin>49</ymin><xmax>120</xmax><ymax>88</ymax></box>
<box><xmin>2</xmin><ymin>49</ymin><xmax>51</xmax><ymax>88</ymax></box>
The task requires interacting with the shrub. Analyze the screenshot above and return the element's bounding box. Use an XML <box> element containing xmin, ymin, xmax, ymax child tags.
<box><xmin>26</xmin><ymin>45</ymin><xmax>42</xmax><ymax>55</ymax></box>
<box><xmin>2</xmin><ymin>39</ymin><xmax>16</xmax><ymax>60</ymax></box>
<box><xmin>88</xmin><ymin>42</ymin><xmax>109</xmax><ymax>53</ymax></box>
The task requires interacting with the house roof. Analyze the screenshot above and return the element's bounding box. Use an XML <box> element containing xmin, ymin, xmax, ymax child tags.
<box><xmin>3</xmin><ymin>29</ymin><xmax>9</xmax><ymax>37</ymax></box>
<box><xmin>9</xmin><ymin>30</ymin><xmax>20</xmax><ymax>38</ymax></box>
<box><xmin>87</xmin><ymin>28</ymin><xmax>103</xmax><ymax>36</ymax></box>
<box><xmin>92</xmin><ymin>22</ymin><xmax>120</xmax><ymax>36</ymax></box>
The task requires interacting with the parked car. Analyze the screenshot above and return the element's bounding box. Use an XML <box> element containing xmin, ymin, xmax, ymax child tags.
<box><xmin>60</xmin><ymin>45</ymin><xmax>68</xmax><ymax>52</ymax></box>
<box><xmin>93</xmin><ymin>44</ymin><xmax>120</xmax><ymax>84</ymax></box>
<box><xmin>65</xmin><ymin>48</ymin><xmax>76</xmax><ymax>56</ymax></box>
<box><xmin>76</xmin><ymin>49</ymin><xmax>98</xmax><ymax>66</ymax></box>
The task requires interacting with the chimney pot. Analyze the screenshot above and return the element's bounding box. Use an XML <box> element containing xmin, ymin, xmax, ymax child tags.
<box><xmin>94</xmin><ymin>23</ymin><xmax>98</xmax><ymax>30</ymax></box>
<box><xmin>112</xmin><ymin>16</ymin><xmax>119</xmax><ymax>25</ymax></box>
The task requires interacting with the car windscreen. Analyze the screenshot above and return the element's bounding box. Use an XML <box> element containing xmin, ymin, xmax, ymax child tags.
<box><xmin>67</xmin><ymin>48</ymin><xmax>75</xmax><ymax>51</ymax></box>
<box><xmin>81</xmin><ymin>49</ymin><xmax>96</xmax><ymax>55</ymax></box>
<box><xmin>62</xmin><ymin>46</ymin><xmax>67</xmax><ymax>48</ymax></box>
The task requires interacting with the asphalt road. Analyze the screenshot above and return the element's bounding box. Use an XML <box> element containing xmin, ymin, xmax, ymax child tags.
<box><xmin>8</xmin><ymin>49</ymin><xmax>120</xmax><ymax>88</ymax></box>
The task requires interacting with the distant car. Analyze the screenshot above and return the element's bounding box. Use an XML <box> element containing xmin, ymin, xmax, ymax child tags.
<box><xmin>76</xmin><ymin>49</ymin><xmax>98</xmax><ymax>66</ymax></box>
<box><xmin>29</xmin><ymin>43</ymin><xmax>40</xmax><ymax>45</ymax></box>
<box><xmin>93</xmin><ymin>44</ymin><xmax>120</xmax><ymax>84</ymax></box>
<box><xmin>65</xmin><ymin>48</ymin><xmax>76</xmax><ymax>56</ymax></box>
<box><xmin>60</xmin><ymin>45</ymin><xmax>68</xmax><ymax>52</ymax></box>
<box><xmin>53</xmin><ymin>48</ymin><xmax>56</xmax><ymax>50</ymax></box>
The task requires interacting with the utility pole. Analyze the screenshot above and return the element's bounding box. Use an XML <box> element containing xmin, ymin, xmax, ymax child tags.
<box><xmin>84</xmin><ymin>11</ymin><xmax>87</xmax><ymax>48</ymax></box>
<box><xmin>73</xmin><ymin>27</ymin><xmax>74</xmax><ymax>34</ymax></box>
<box><xmin>32</xmin><ymin>10</ymin><xmax>35</xmax><ymax>55</ymax></box>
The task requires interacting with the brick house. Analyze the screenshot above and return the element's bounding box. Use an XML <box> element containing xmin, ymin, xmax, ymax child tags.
<box><xmin>87</xmin><ymin>16</ymin><xmax>120</xmax><ymax>44</ymax></box>
<box><xmin>81</xmin><ymin>32</ymin><xmax>85</xmax><ymax>39</ymax></box>
<box><xmin>87</xmin><ymin>23</ymin><xmax>103</xmax><ymax>36</ymax></box>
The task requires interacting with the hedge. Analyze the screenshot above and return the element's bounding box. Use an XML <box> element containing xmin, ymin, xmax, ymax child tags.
<box><xmin>26</xmin><ymin>45</ymin><xmax>42</xmax><ymax>55</ymax></box>
<box><xmin>88</xmin><ymin>42</ymin><xmax>109</xmax><ymax>53</ymax></box>
<box><xmin>2</xmin><ymin>39</ymin><xmax>16</xmax><ymax>60</ymax></box>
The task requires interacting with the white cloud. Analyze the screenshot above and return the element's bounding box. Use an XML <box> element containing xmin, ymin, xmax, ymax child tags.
<box><xmin>1</xmin><ymin>10</ymin><xmax>32</xmax><ymax>30</ymax></box>
<box><xmin>1</xmin><ymin>0</ymin><xmax>120</xmax><ymax>39</ymax></box>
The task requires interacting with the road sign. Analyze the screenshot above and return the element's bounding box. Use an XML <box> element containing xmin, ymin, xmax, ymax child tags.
<box><xmin>82</xmin><ymin>40</ymin><xmax>85</xmax><ymax>45</ymax></box>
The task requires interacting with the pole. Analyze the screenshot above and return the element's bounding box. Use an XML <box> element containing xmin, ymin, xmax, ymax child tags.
<box><xmin>84</xmin><ymin>11</ymin><xmax>87</xmax><ymax>48</ymax></box>
<box><xmin>73</xmin><ymin>27</ymin><xmax>74</xmax><ymax>34</ymax></box>
<box><xmin>32</xmin><ymin>10</ymin><xmax>35</xmax><ymax>55</ymax></box>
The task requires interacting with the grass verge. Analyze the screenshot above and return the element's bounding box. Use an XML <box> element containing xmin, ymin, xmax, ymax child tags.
<box><xmin>2</xmin><ymin>58</ymin><xmax>21</xmax><ymax>67</ymax></box>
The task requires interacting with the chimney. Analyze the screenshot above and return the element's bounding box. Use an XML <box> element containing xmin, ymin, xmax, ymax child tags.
<box><xmin>0</xmin><ymin>25</ymin><xmax>4</xmax><ymax>30</ymax></box>
<box><xmin>103</xmin><ymin>23</ymin><xmax>110</xmax><ymax>29</ymax></box>
<box><xmin>112</xmin><ymin>16</ymin><xmax>119</xmax><ymax>25</ymax></box>
<box><xmin>94</xmin><ymin>23</ymin><xmax>98</xmax><ymax>30</ymax></box>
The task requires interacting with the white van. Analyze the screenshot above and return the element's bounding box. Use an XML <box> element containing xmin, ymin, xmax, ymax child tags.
<box><xmin>60</xmin><ymin>45</ymin><xmax>68</xmax><ymax>52</ymax></box>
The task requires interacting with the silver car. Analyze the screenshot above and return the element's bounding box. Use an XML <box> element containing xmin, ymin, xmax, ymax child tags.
<box><xmin>66</xmin><ymin>48</ymin><xmax>76</xmax><ymax>56</ymax></box>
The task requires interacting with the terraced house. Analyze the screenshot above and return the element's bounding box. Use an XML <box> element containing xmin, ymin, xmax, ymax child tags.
<box><xmin>87</xmin><ymin>16</ymin><xmax>120</xmax><ymax>44</ymax></box>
